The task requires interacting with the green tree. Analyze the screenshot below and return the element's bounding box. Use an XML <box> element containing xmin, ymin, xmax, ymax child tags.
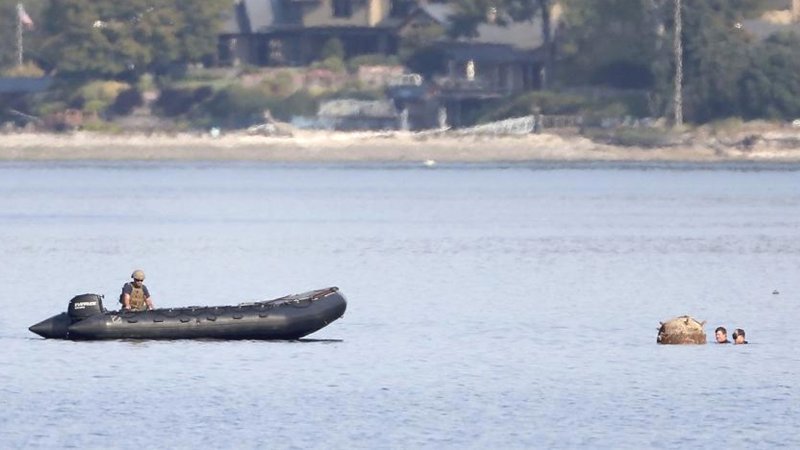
<box><xmin>558</xmin><ymin>0</ymin><xmax>771</xmax><ymax>122</ymax></box>
<box><xmin>39</xmin><ymin>0</ymin><xmax>131</xmax><ymax>79</ymax></box>
<box><xmin>398</xmin><ymin>23</ymin><xmax>444</xmax><ymax>63</ymax></box>
<box><xmin>448</xmin><ymin>0</ymin><xmax>495</xmax><ymax>38</ymax></box>
<box><xmin>177</xmin><ymin>0</ymin><xmax>229</xmax><ymax>65</ymax></box>
<box><xmin>559</xmin><ymin>0</ymin><xmax>663</xmax><ymax>88</ymax></box>
<box><xmin>38</xmin><ymin>0</ymin><xmax>227</xmax><ymax>80</ymax></box>
<box><xmin>739</xmin><ymin>32</ymin><xmax>800</xmax><ymax>120</ymax></box>
<box><xmin>197</xmin><ymin>85</ymin><xmax>270</xmax><ymax>128</ymax></box>
<box><xmin>678</xmin><ymin>0</ymin><xmax>753</xmax><ymax>122</ymax></box>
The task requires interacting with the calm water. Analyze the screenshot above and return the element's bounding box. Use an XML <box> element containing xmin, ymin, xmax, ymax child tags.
<box><xmin>1</xmin><ymin>161</ymin><xmax>798</xmax><ymax>448</ymax></box>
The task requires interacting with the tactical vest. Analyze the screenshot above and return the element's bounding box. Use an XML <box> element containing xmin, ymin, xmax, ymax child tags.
<box><xmin>120</xmin><ymin>284</ymin><xmax>147</xmax><ymax>311</ymax></box>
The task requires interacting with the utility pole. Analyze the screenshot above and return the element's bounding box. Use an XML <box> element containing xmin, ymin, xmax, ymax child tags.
<box><xmin>17</xmin><ymin>4</ymin><xmax>24</xmax><ymax>66</ymax></box>
<box><xmin>673</xmin><ymin>0</ymin><xmax>683</xmax><ymax>127</ymax></box>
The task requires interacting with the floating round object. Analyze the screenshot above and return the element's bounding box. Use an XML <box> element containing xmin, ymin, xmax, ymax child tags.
<box><xmin>657</xmin><ymin>315</ymin><xmax>707</xmax><ymax>345</ymax></box>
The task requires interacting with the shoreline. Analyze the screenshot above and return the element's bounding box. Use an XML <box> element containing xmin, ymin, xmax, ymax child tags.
<box><xmin>2</xmin><ymin>130</ymin><xmax>800</xmax><ymax>163</ymax></box>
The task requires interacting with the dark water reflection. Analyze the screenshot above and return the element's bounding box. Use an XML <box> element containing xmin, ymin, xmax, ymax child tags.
<box><xmin>1</xmin><ymin>162</ymin><xmax>798</xmax><ymax>448</ymax></box>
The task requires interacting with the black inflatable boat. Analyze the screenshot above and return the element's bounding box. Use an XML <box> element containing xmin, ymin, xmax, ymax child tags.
<box><xmin>29</xmin><ymin>287</ymin><xmax>346</xmax><ymax>340</ymax></box>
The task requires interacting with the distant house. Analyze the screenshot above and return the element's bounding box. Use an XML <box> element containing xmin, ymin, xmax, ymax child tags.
<box><xmin>218</xmin><ymin>0</ymin><xmax>417</xmax><ymax>66</ymax></box>
<box><xmin>218</xmin><ymin>0</ymin><xmax>551</xmax><ymax>87</ymax></box>
<box><xmin>401</xmin><ymin>3</ymin><xmax>547</xmax><ymax>97</ymax></box>
<box><xmin>218</xmin><ymin>0</ymin><xmax>556</xmax><ymax>128</ymax></box>
<box><xmin>392</xmin><ymin>3</ymin><xmax>550</xmax><ymax>127</ymax></box>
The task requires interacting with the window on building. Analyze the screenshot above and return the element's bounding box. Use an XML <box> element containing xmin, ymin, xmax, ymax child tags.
<box><xmin>332</xmin><ymin>0</ymin><xmax>353</xmax><ymax>17</ymax></box>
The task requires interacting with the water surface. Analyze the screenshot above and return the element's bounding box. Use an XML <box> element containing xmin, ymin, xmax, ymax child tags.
<box><xmin>1</xmin><ymin>161</ymin><xmax>798</xmax><ymax>448</ymax></box>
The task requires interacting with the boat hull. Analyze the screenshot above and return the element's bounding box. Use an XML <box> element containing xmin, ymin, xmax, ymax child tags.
<box><xmin>30</xmin><ymin>287</ymin><xmax>346</xmax><ymax>341</ymax></box>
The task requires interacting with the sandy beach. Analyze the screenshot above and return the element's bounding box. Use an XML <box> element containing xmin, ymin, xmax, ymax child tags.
<box><xmin>2</xmin><ymin>128</ymin><xmax>800</xmax><ymax>162</ymax></box>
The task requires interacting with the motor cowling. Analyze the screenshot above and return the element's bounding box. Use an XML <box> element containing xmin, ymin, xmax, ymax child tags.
<box><xmin>68</xmin><ymin>294</ymin><xmax>105</xmax><ymax>321</ymax></box>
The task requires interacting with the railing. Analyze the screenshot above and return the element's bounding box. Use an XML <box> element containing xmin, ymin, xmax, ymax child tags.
<box><xmin>456</xmin><ymin>116</ymin><xmax>535</xmax><ymax>135</ymax></box>
<box><xmin>454</xmin><ymin>114</ymin><xmax>584</xmax><ymax>135</ymax></box>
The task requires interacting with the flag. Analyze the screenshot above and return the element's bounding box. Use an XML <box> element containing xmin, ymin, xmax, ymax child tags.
<box><xmin>17</xmin><ymin>4</ymin><xmax>34</xmax><ymax>29</ymax></box>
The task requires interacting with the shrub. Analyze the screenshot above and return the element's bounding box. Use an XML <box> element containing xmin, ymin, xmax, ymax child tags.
<box><xmin>584</xmin><ymin>127</ymin><xmax>675</xmax><ymax>148</ymax></box>
<box><xmin>34</xmin><ymin>101</ymin><xmax>68</xmax><ymax>116</ymax></box>
<box><xmin>590</xmin><ymin>61</ymin><xmax>654</xmax><ymax>89</ymax></box>
<box><xmin>80</xmin><ymin>81</ymin><xmax>130</xmax><ymax>104</ymax></box>
<box><xmin>2</xmin><ymin>62</ymin><xmax>45</xmax><ymax>77</ymax></box>
<box><xmin>611</xmin><ymin>128</ymin><xmax>675</xmax><ymax>147</ymax></box>
<box><xmin>321</xmin><ymin>86</ymin><xmax>383</xmax><ymax>101</ymax></box>
<box><xmin>321</xmin><ymin>38</ymin><xmax>345</xmax><ymax>60</ymax></box>
<box><xmin>155</xmin><ymin>86</ymin><xmax>211</xmax><ymax>117</ymax></box>
<box><xmin>238</xmin><ymin>64</ymin><xmax>263</xmax><ymax>75</ymax></box>
<box><xmin>399</xmin><ymin>24</ymin><xmax>444</xmax><ymax>63</ymax></box>
<box><xmin>81</xmin><ymin>119</ymin><xmax>123</xmax><ymax>133</ymax></box>
<box><xmin>137</xmin><ymin>73</ymin><xmax>156</xmax><ymax>92</ymax></box>
<box><xmin>584</xmin><ymin>91</ymin><xmax>650</xmax><ymax>117</ymax></box>
<box><xmin>83</xmin><ymin>100</ymin><xmax>107</xmax><ymax>115</ymax></box>
<box><xmin>198</xmin><ymin>85</ymin><xmax>271</xmax><ymax>128</ymax></box>
<box><xmin>67</xmin><ymin>95</ymin><xmax>85</xmax><ymax>109</ymax></box>
<box><xmin>312</xmin><ymin>56</ymin><xmax>346</xmax><ymax>73</ymax></box>
<box><xmin>267</xmin><ymin>90</ymin><xmax>318</xmax><ymax>121</ymax></box>
<box><xmin>347</xmin><ymin>54</ymin><xmax>400</xmax><ymax>72</ymax></box>
<box><xmin>193</xmin><ymin>86</ymin><xmax>214</xmax><ymax>103</ymax></box>
<box><xmin>72</xmin><ymin>80</ymin><xmax>130</xmax><ymax>115</ymax></box>
<box><xmin>259</xmin><ymin>70</ymin><xmax>297</xmax><ymax>97</ymax></box>
<box><xmin>703</xmin><ymin>117</ymin><xmax>744</xmax><ymax>136</ymax></box>
<box><xmin>479</xmin><ymin>91</ymin><xmax>587</xmax><ymax>122</ymax></box>
<box><xmin>581</xmin><ymin>102</ymin><xmax>628</xmax><ymax>125</ymax></box>
<box><xmin>109</xmin><ymin>88</ymin><xmax>144</xmax><ymax>116</ymax></box>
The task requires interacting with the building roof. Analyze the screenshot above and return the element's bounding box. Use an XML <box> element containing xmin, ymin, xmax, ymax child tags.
<box><xmin>0</xmin><ymin>77</ymin><xmax>52</xmax><ymax>94</ymax></box>
<box><xmin>417</xmin><ymin>2</ymin><xmax>451</xmax><ymax>24</ymax></box>
<box><xmin>416</xmin><ymin>3</ymin><xmax>544</xmax><ymax>50</ymax></box>
<box><xmin>223</xmin><ymin>0</ymin><xmax>406</xmax><ymax>34</ymax></box>
<box><xmin>248</xmin><ymin>0</ymin><xmax>281</xmax><ymax>31</ymax></box>
<box><xmin>222</xmin><ymin>0</ymin><xmax>545</xmax><ymax>39</ymax></box>
<box><xmin>222</xmin><ymin>0</ymin><xmax>295</xmax><ymax>34</ymax></box>
<box><xmin>221</xmin><ymin>0</ymin><xmax>247</xmax><ymax>34</ymax></box>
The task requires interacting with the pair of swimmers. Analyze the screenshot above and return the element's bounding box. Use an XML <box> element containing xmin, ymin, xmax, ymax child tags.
<box><xmin>714</xmin><ymin>326</ymin><xmax>747</xmax><ymax>344</ymax></box>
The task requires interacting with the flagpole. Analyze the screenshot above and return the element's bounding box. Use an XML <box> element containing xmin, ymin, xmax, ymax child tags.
<box><xmin>17</xmin><ymin>3</ymin><xmax>24</xmax><ymax>66</ymax></box>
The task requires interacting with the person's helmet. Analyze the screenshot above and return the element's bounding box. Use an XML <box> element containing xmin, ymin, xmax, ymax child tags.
<box><xmin>131</xmin><ymin>269</ymin><xmax>145</xmax><ymax>281</ymax></box>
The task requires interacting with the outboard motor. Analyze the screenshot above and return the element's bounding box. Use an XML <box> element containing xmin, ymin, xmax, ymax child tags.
<box><xmin>67</xmin><ymin>294</ymin><xmax>105</xmax><ymax>321</ymax></box>
<box><xmin>30</xmin><ymin>293</ymin><xmax>106</xmax><ymax>339</ymax></box>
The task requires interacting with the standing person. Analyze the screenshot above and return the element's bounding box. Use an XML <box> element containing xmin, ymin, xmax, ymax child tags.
<box><xmin>121</xmin><ymin>269</ymin><xmax>154</xmax><ymax>311</ymax></box>
<box><xmin>714</xmin><ymin>326</ymin><xmax>731</xmax><ymax>343</ymax></box>
<box><xmin>732</xmin><ymin>328</ymin><xmax>748</xmax><ymax>345</ymax></box>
